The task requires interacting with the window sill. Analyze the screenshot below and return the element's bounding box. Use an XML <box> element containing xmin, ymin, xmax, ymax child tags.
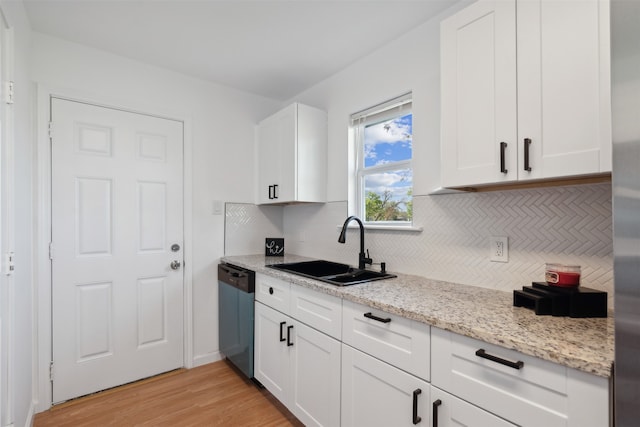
<box><xmin>338</xmin><ymin>224</ymin><xmax>423</xmax><ymax>232</ymax></box>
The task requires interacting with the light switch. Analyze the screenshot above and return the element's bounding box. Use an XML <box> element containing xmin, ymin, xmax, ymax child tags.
<box><xmin>212</xmin><ymin>200</ymin><xmax>223</xmax><ymax>215</ymax></box>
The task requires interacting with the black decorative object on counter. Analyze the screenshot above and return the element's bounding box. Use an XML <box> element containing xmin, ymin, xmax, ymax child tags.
<box><xmin>513</xmin><ymin>282</ymin><xmax>607</xmax><ymax>318</ymax></box>
<box><xmin>265</xmin><ymin>238</ymin><xmax>284</xmax><ymax>256</ymax></box>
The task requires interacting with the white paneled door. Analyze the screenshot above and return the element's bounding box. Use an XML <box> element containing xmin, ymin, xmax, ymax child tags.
<box><xmin>51</xmin><ymin>98</ymin><xmax>184</xmax><ymax>403</ymax></box>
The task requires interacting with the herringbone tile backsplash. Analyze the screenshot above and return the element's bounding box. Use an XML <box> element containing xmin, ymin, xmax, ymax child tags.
<box><xmin>226</xmin><ymin>183</ymin><xmax>614</xmax><ymax>306</ymax></box>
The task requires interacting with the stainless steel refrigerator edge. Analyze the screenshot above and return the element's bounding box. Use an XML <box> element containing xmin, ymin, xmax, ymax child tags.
<box><xmin>612</xmin><ymin>0</ymin><xmax>640</xmax><ymax>425</ymax></box>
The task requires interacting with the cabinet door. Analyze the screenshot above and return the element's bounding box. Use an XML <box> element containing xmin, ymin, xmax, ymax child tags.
<box><xmin>290</xmin><ymin>321</ymin><xmax>341</xmax><ymax>427</ymax></box>
<box><xmin>430</xmin><ymin>386</ymin><xmax>516</xmax><ymax>427</ymax></box>
<box><xmin>342</xmin><ymin>345</ymin><xmax>430</xmax><ymax>427</ymax></box>
<box><xmin>517</xmin><ymin>0</ymin><xmax>611</xmax><ymax>180</ymax></box>
<box><xmin>441</xmin><ymin>0</ymin><xmax>518</xmax><ymax>187</ymax></box>
<box><xmin>256</xmin><ymin>104</ymin><xmax>296</xmax><ymax>204</ymax></box>
<box><xmin>254</xmin><ymin>302</ymin><xmax>291</xmax><ymax>403</ymax></box>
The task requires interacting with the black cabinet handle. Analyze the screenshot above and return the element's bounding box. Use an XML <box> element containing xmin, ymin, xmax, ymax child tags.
<box><xmin>286</xmin><ymin>325</ymin><xmax>294</xmax><ymax>346</ymax></box>
<box><xmin>412</xmin><ymin>389</ymin><xmax>422</xmax><ymax>424</ymax></box>
<box><xmin>500</xmin><ymin>142</ymin><xmax>508</xmax><ymax>174</ymax></box>
<box><xmin>273</xmin><ymin>184</ymin><xmax>279</xmax><ymax>199</ymax></box>
<box><xmin>524</xmin><ymin>138</ymin><xmax>532</xmax><ymax>172</ymax></box>
<box><xmin>364</xmin><ymin>312</ymin><xmax>391</xmax><ymax>323</ymax></box>
<box><xmin>268</xmin><ymin>185</ymin><xmax>274</xmax><ymax>199</ymax></box>
<box><xmin>269</xmin><ymin>287</ymin><xmax>274</xmax><ymax>295</ymax></box>
<box><xmin>279</xmin><ymin>321</ymin><xmax>286</xmax><ymax>342</ymax></box>
<box><xmin>432</xmin><ymin>399</ymin><xmax>442</xmax><ymax>427</ymax></box>
<box><xmin>475</xmin><ymin>349</ymin><xmax>524</xmax><ymax>370</ymax></box>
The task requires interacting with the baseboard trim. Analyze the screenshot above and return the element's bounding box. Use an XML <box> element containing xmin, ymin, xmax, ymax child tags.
<box><xmin>192</xmin><ymin>351</ymin><xmax>222</xmax><ymax>368</ymax></box>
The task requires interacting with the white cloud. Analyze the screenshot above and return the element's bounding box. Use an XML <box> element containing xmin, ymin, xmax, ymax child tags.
<box><xmin>365</xmin><ymin>172</ymin><xmax>405</xmax><ymax>187</ymax></box>
<box><xmin>365</xmin><ymin>118</ymin><xmax>412</xmax><ymax>145</ymax></box>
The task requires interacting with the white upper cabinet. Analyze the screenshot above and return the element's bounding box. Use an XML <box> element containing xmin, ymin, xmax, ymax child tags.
<box><xmin>517</xmin><ymin>0</ymin><xmax>611</xmax><ymax>180</ymax></box>
<box><xmin>256</xmin><ymin>103</ymin><xmax>327</xmax><ymax>204</ymax></box>
<box><xmin>441</xmin><ymin>0</ymin><xmax>611</xmax><ymax>188</ymax></box>
<box><xmin>441</xmin><ymin>0</ymin><xmax>518</xmax><ymax>186</ymax></box>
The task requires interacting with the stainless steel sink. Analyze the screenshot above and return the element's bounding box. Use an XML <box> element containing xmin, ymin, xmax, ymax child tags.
<box><xmin>268</xmin><ymin>260</ymin><xmax>396</xmax><ymax>286</ymax></box>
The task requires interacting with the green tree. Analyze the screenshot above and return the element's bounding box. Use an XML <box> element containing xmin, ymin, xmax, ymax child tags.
<box><xmin>365</xmin><ymin>190</ymin><xmax>412</xmax><ymax>221</ymax></box>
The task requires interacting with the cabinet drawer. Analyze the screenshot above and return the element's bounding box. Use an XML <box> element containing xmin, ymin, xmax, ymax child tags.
<box><xmin>342</xmin><ymin>299</ymin><xmax>430</xmax><ymax>381</ymax></box>
<box><xmin>431</xmin><ymin>327</ymin><xmax>609</xmax><ymax>427</ymax></box>
<box><xmin>290</xmin><ymin>284</ymin><xmax>342</xmax><ymax>340</ymax></box>
<box><xmin>255</xmin><ymin>273</ymin><xmax>290</xmax><ymax>314</ymax></box>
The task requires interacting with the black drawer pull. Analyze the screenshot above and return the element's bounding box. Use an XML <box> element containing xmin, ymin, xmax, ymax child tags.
<box><xmin>412</xmin><ymin>389</ymin><xmax>422</xmax><ymax>424</ymax></box>
<box><xmin>475</xmin><ymin>349</ymin><xmax>524</xmax><ymax>370</ymax></box>
<box><xmin>432</xmin><ymin>399</ymin><xmax>442</xmax><ymax>427</ymax></box>
<box><xmin>364</xmin><ymin>312</ymin><xmax>391</xmax><ymax>323</ymax></box>
<box><xmin>286</xmin><ymin>325</ymin><xmax>294</xmax><ymax>346</ymax></box>
<box><xmin>279</xmin><ymin>321</ymin><xmax>286</xmax><ymax>342</ymax></box>
<box><xmin>273</xmin><ymin>184</ymin><xmax>279</xmax><ymax>199</ymax></box>
<box><xmin>500</xmin><ymin>141</ymin><xmax>508</xmax><ymax>174</ymax></box>
<box><xmin>269</xmin><ymin>287</ymin><xmax>274</xmax><ymax>295</ymax></box>
<box><xmin>268</xmin><ymin>185</ymin><xmax>274</xmax><ymax>199</ymax></box>
<box><xmin>524</xmin><ymin>138</ymin><xmax>532</xmax><ymax>171</ymax></box>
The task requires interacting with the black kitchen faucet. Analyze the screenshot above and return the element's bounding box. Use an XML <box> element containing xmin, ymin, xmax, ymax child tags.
<box><xmin>338</xmin><ymin>216</ymin><xmax>373</xmax><ymax>270</ymax></box>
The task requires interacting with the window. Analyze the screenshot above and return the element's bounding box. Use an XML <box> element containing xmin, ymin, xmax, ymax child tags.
<box><xmin>352</xmin><ymin>94</ymin><xmax>412</xmax><ymax>225</ymax></box>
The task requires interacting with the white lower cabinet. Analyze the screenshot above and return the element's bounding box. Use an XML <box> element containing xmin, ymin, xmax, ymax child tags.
<box><xmin>254</xmin><ymin>274</ymin><xmax>611</xmax><ymax>427</ymax></box>
<box><xmin>430</xmin><ymin>386</ymin><xmax>515</xmax><ymax>427</ymax></box>
<box><xmin>431</xmin><ymin>327</ymin><xmax>610</xmax><ymax>427</ymax></box>
<box><xmin>254</xmin><ymin>301</ymin><xmax>341</xmax><ymax>427</ymax></box>
<box><xmin>291</xmin><ymin>320</ymin><xmax>341</xmax><ymax>427</ymax></box>
<box><xmin>341</xmin><ymin>344</ymin><xmax>430</xmax><ymax>427</ymax></box>
<box><xmin>254</xmin><ymin>301</ymin><xmax>291</xmax><ymax>402</ymax></box>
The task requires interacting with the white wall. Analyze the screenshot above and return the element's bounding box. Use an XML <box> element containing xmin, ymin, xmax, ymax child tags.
<box><xmin>29</xmin><ymin>31</ymin><xmax>281</xmax><ymax>408</ymax></box>
<box><xmin>0</xmin><ymin>1</ymin><xmax>33</xmax><ymax>426</ymax></box>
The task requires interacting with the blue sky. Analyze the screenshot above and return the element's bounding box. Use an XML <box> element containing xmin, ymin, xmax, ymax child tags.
<box><xmin>364</xmin><ymin>113</ymin><xmax>412</xmax><ymax>167</ymax></box>
<box><xmin>363</xmin><ymin>113</ymin><xmax>413</xmax><ymax>207</ymax></box>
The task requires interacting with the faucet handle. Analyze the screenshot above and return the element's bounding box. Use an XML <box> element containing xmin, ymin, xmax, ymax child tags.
<box><xmin>363</xmin><ymin>249</ymin><xmax>373</xmax><ymax>266</ymax></box>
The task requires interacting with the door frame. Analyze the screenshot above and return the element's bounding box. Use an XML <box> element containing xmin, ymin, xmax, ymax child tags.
<box><xmin>34</xmin><ymin>85</ymin><xmax>194</xmax><ymax>412</ymax></box>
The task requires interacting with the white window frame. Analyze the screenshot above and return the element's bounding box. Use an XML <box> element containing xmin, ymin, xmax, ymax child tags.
<box><xmin>351</xmin><ymin>93</ymin><xmax>413</xmax><ymax>227</ymax></box>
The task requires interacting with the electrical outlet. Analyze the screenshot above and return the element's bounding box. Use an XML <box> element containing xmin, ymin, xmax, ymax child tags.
<box><xmin>490</xmin><ymin>236</ymin><xmax>509</xmax><ymax>262</ymax></box>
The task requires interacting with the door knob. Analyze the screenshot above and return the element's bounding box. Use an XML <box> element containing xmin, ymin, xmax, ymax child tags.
<box><xmin>170</xmin><ymin>260</ymin><xmax>181</xmax><ymax>270</ymax></box>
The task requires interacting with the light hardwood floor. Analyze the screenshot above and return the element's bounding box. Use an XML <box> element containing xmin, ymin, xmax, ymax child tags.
<box><xmin>34</xmin><ymin>360</ymin><xmax>304</xmax><ymax>426</ymax></box>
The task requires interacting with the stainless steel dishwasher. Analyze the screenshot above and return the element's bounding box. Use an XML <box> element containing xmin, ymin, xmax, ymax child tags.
<box><xmin>218</xmin><ymin>263</ymin><xmax>255</xmax><ymax>379</ymax></box>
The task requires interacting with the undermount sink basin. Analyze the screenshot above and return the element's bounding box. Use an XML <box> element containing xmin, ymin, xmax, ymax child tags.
<box><xmin>268</xmin><ymin>260</ymin><xmax>396</xmax><ymax>286</ymax></box>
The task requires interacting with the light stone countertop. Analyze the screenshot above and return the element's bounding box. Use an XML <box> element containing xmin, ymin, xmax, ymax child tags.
<box><xmin>221</xmin><ymin>254</ymin><xmax>614</xmax><ymax>378</ymax></box>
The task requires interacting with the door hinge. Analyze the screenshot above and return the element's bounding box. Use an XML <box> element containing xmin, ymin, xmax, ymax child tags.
<box><xmin>48</xmin><ymin>121</ymin><xmax>53</xmax><ymax>140</ymax></box>
<box><xmin>49</xmin><ymin>361</ymin><xmax>54</xmax><ymax>382</ymax></box>
<box><xmin>4</xmin><ymin>251</ymin><xmax>15</xmax><ymax>275</ymax></box>
<box><xmin>49</xmin><ymin>242</ymin><xmax>54</xmax><ymax>260</ymax></box>
<box><xmin>5</xmin><ymin>80</ymin><xmax>14</xmax><ymax>104</ymax></box>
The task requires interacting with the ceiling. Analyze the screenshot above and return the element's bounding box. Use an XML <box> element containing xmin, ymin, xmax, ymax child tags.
<box><xmin>22</xmin><ymin>0</ymin><xmax>455</xmax><ymax>101</ymax></box>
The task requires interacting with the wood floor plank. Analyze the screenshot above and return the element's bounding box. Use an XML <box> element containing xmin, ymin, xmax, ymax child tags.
<box><xmin>34</xmin><ymin>360</ymin><xmax>304</xmax><ymax>426</ymax></box>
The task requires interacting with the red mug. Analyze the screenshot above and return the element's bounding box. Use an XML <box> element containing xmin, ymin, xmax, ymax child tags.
<box><xmin>545</xmin><ymin>263</ymin><xmax>581</xmax><ymax>287</ymax></box>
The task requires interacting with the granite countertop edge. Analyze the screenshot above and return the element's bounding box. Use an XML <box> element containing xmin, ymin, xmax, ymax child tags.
<box><xmin>221</xmin><ymin>254</ymin><xmax>614</xmax><ymax>378</ymax></box>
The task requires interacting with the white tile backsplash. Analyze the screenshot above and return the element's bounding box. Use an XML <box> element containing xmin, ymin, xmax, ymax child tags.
<box><xmin>225</xmin><ymin>183</ymin><xmax>614</xmax><ymax>306</ymax></box>
<box><xmin>224</xmin><ymin>203</ymin><xmax>284</xmax><ymax>256</ymax></box>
